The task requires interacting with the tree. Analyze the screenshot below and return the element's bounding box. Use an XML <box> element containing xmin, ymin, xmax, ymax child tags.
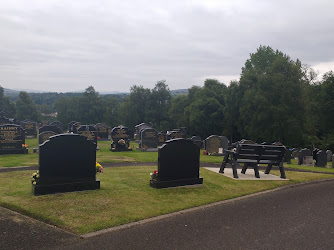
<box><xmin>55</xmin><ymin>96</ymin><xmax>79</xmax><ymax>125</ymax></box>
<box><xmin>77</xmin><ymin>86</ymin><xmax>105</xmax><ymax>124</ymax></box>
<box><xmin>148</xmin><ymin>80</ymin><xmax>171</xmax><ymax>130</ymax></box>
<box><xmin>0</xmin><ymin>86</ymin><xmax>15</xmax><ymax>117</ymax></box>
<box><xmin>238</xmin><ymin>45</ymin><xmax>306</xmax><ymax>146</ymax></box>
<box><xmin>15</xmin><ymin>91</ymin><xmax>39</xmax><ymax>121</ymax></box>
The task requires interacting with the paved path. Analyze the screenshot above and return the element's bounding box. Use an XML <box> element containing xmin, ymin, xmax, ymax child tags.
<box><xmin>1</xmin><ymin>179</ymin><xmax>330</xmax><ymax>249</ymax></box>
<box><xmin>53</xmin><ymin>179</ymin><xmax>334</xmax><ymax>249</ymax></box>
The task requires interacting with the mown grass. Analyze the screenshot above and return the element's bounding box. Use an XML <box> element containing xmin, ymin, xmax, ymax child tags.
<box><xmin>0</xmin><ymin>138</ymin><xmax>222</xmax><ymax>167</ymax></box>
<box><xmin>0</xmin><ymin>166</ymin><xmax>333</xmax><ymax>234</ymax></box>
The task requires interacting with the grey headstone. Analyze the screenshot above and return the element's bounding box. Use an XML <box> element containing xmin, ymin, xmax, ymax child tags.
<box><xmin>315</xmin><ymin>150</ymin><xmax>327</xmax><ymax>167</ymax></box>
<box><xmin>140</xmin><ymin>128</ymin><xmax>158</xmax><ymax>149</ymax></box>
<box><xmin>326</xmin><ymin>150</ymin><xmax>332</xmax><ymax>162</ymax></box>
<box><xmin>205</xmin><ymin>135</ymin><xmax>224</xmax><ymax>155</ymax></box>
<box><xmin>298</xmin><ymin>148</ymin><xmax>312</xmax><ymax>165</ymax></box>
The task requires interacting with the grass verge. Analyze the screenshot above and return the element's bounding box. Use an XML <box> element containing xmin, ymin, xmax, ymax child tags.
<box><xmin>0</xmin><ymin>166</ymin><xmax>333</xmax><ymax>234</ymax></box>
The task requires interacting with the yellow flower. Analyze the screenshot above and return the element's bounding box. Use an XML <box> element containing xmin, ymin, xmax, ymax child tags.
<box><xmin>36</xmin><ymin>175</ymin><xmax>39</xmax><ymax>178</ymax></box>
<box><xmin>33</xmin><ymin>181</ymin><xmax>36</xmax><ymax>185</ymax></box>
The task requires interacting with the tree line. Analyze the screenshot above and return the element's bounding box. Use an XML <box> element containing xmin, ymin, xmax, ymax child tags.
<box><xmin>1</xmin><ymin>45</ymin><xmax>333</xmax><ymax>150</ymax></box>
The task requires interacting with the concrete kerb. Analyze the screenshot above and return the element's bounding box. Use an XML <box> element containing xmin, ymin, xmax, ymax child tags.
<box><xmin>80</xmin><ymin>177</ymin><xmax>334</xmax><ymax>239</ymax></box>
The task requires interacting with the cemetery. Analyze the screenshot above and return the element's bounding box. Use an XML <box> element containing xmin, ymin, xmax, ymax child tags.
<box><xmin>0</xmin><ymin>121</ymin><xmax>334</xmax><ymax>235</ymax></box>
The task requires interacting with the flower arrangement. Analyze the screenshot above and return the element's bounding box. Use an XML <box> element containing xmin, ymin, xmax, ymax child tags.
<box><xmin>96</xmin><ymin>162</ymin><xmax>104</xmax><ymax>173</ymax></box>
<box><xmin>150</xmin><ymin>170</ymin><xmax>158</xmax><ymax>181</ymax></box>
<box><xmin>118</xmin><ymin>139</ymin><xmax>126</xmax><ymax>145</ymax></box>
<box><xmin>22</xmin><ymin>144</ymin><xmax>28</xmax><ymax>148</ymax></box>
<box><xmin>97</xmin><ymin>136</ymin><xmax>101</xmax><ymax>140</ymax></box>
<box><xmin>31</xmin><ymin>171</ymin><xmax>39</xmax><ymax>186</ymax></box>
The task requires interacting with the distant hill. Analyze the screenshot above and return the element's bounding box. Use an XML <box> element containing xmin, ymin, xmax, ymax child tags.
<box><xmin>3</xmin><ymin>87</ymin><xmax>189</xmax><ymax>105</ymax></box>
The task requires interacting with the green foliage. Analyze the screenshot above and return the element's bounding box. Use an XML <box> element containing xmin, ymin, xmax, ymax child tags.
<box><xmin>0</xmin><ymin>86</ymin><xmax>16</xmax><ymax>117</ymax></box>
<box><xmin>237</xmin><ymin>45</ymin><xmax>305</xmax><ymax>146</ymax></box>
<box><xmin>15</xmin><ymin>91</ymin><xmax>39</xmax><ymax>121</ymax></box>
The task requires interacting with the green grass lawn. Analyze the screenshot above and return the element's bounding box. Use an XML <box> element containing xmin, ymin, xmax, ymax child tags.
<box><xmin>0</xmin><ymin>138</ymin><xmax>223</xmax><ymax>167</ymax></box>
<box><xmin>0</xmin><ymin>166</ymin><xmax>333</xmax><ymax>234</ymax></box>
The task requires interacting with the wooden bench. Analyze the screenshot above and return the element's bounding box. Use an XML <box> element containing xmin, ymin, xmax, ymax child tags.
<box><xmin>219</xmin><ymin>144</ymin><xmax>286</xmax><ymax>179</ymax></box>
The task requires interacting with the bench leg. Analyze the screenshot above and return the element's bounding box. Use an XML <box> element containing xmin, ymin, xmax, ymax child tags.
<box><xmin>253</xmin><ymin>164</ymin><xmax>260</xmax><ymax>178</ymax></box>
<box><xmin>241</xmin><ymin>163</ymin><xmax>248</xmax><ymax>174</ymax></box>
<box><xmin>219</xmin><ymin>152</ymin><xmax>229</xmax><ymax>173</ymax></box>
<box><xmin>265</xmin><ymin>164</ymin><xmax>272</xmax><ymax>174</ymax></box>
<box><xmin>232</xmin><ymin>161</ymin><xmax>239</xmax><ymax>179</ymax></box>
<box><xmin>278</xmin><ymin>162</ymin><xmax>286</xmax><ymax>179</ymax></box>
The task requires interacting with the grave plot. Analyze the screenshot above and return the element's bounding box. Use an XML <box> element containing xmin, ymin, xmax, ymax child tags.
<box><xmin>33</xmin><ymin>134</ymin><xmax>100</xmax><ymax>195</ymax></box>
<box><xmin>0</xmin><ymin>124</ymin><xmax>28</xmax><ymax>154</ymax></box>
<box><xmin>150</xmin><ymin>138</ymin><xmax>203</xmax><ymax>188</ymax></box>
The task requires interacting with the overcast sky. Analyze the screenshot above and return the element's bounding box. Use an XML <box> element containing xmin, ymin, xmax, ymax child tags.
<box><xmin>1</xmin><ymin>0</ymin><xmax>333</xmax><ymax>93</ymax></box>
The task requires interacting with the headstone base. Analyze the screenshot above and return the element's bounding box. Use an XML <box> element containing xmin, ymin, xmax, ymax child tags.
<box><xmin>33</xmin><ymin>179</ymin><xmax>100</xmax><ymax>196</ymax></box>
<box><xmin>0</xmin><ymin>148</ymin><xmax>28</xmax><ymax>155</ymax></box>
<box><xmin>150</xmin><ymin>177</ymin><xmax>203</xmax><ymax>189</ymax></box>
<box><xmin>110</xmin><ymin>147</ymin><xmax>133</xmax><ymax>152</ymax></box>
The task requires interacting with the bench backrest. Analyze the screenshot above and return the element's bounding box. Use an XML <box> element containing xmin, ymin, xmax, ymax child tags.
<box><xmin>235</xmin><ymin>144</ymin><xmax>285</xmax><ymax>164</ymax></box>
<box><xmin>259</xmin><ymin>145</ymin><xmax>286</xmax><ymax>164</ymax></box>
<box><xmin>236</xmin><ymin>144</ymin><xmax>263</xmax><ymax>161</ymax></box>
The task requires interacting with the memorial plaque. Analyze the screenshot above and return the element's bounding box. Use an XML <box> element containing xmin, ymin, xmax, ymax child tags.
<box><xmin>205</xmin><ymin>135</ymin><xmax>223</xmax><ymax>155</ymax></box>
<box><xmin>0</xmin><ymin>124</ymin><xmax>27</xmax><ymax>154</ymax></box>
<box><xmin>150</xmin><ymin>138</ymin><xmax>203</xmax><ymax>188</ymax></box>
<box><xmin>140</xmin><ymin>128</ymin><xmax>158</xmax><ymax>149</ymax></box>
<box><xmin>77</xmin><ymin>125</ymin><xmax>98</xmax><ymax>145</ymax></box>
<box><xmin>33</xmin><ymin>134</ymin><xmax>99</xmax><ymax>195</ymax></box>
<box><xmin>38</xmin><ymin>131</ymin><xmax>57</xmax><ymax>145</ymax></box>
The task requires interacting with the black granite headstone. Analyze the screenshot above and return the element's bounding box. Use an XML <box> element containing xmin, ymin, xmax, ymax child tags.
<box><xmin>150</xmin><ymin>138</ymin><xmax>203</xmax><ymax>188</ymax></box>
<box><xmin>72</xmin><ymin>122</ymin><xmax>82</xmax><ymax>134</ymax></box>
<box><xmin>39</xmin><ymin>125</ymin><xmax>62</xmax><ymax>134</ymax></box>
<box><xmin>298</xmin><ymin>148</ymin><xmax>312</xmax><ymax>165</ymax></box>
<box><xmin>33</xmin><ymin>134</ymin><xmax>99</xmax><ymax>195</ymax></box>
<box><xmin>49</xmin><ymin>121</ymin><xmax>63</xmax><ymax>133</ymax></box>
<box><xmin>38</xmin><ymin>131</ymin><xmax>57</xmax><ymax>145</ymax></box>
<box><xmin>190</xmin><ymin>136</ymin><xmax>202</xmax><ymax>148</ymax></box>
<box><xmin>166</xmin><ymin>130</ymin><xmax>183</xmax><ymax>140</ymax></box>
<box><xmin>313</xmin><ymin>148</ymin><xmax>320</xmax><ymax>160</ymax></box>
<box><xmin>283</xmin><ymin>148</ymin><xmax>292</xmax><ymax>164</ymax></box>
<box><xmin>315</xmin><ymin>150</ymin><xmax>327</xmax><ymax>167</ymax></box>
<box><xmin>158</xmin><ymin>132</ymin><xmax>166</xmax><ymax>146</ymax></box>
<box><xmin>140</xmin><ymin>128</ymin><xmax>158</xmax><ymax>150</ymax></box>
<box><xmin>219</xmin><ymin>136</ymin><xmax>230</xmax><ymax>151</ymax></box>
<box><xmin>21</xmin><ymin>120</ymin><xmax>37</xmax><ymax>137</ymax></box>
<box><xmin>0</xmin><ymin>111</ymin><xmax>12</xmax><ymax>125</ymax></box>
<box><xmin>0</xmin><ymin>124</ymin><xmax>27</xmax><ymax>154</ymax></box>
<box><xmin>135</xmin><ymin>123</ymin><xmax>152</xmax><ymax>140</ymax></box>
<box><xmin>68</xmin><ymin>121</ymin><xmax>77</xmax><ymax>132</ymax></box>
<box><xmin>95</xmin><ymin>123</ymin><xmax>109</xmax><ymax>140</ymax></box>
<box><xmin>77</xmin><ymin>125</ymin><xmax>98</xmax><ymax>145</ymax></box>
<box><xmin>110</xmin><ymin>126</ymin><xmax>131</xmax><ymax>151</ymax></box>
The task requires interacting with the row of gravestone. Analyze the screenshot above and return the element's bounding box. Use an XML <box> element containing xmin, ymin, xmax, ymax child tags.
<box><xmin>295</xmin><ymin>148</ymin><xmax>332</xmax><ymax>167</ymax></box>
<box><xmin>33</xmin><ymin>134</ymin><xmax>203</xmax><ymax>195</ymax></box>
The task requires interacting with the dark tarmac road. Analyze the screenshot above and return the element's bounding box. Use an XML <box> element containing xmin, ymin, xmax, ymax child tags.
<box><xmin>2</xmin><ymin>178</ymin><xmax>333</xmax><ymax>249</ymax></box>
